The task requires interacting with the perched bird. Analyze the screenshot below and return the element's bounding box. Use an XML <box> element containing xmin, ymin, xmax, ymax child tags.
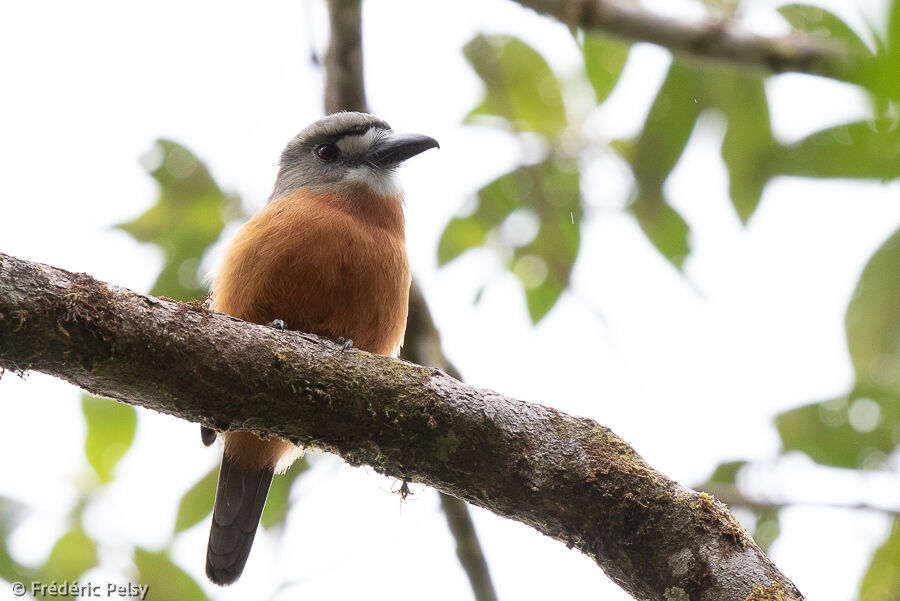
<box><xmin>203</xmin><ymin>112</ymin><xmax>438</xmax><ymax>585</ymax></box>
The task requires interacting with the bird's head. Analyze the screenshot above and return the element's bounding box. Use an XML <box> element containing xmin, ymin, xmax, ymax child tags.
<box><xmin>270</xmin><ymin>112</ymin><xmax>439</xmax><ymax>201</ymax></box>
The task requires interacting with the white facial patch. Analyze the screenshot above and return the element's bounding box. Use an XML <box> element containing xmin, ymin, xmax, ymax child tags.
<box><xmin>336</xmin><ymin>128</ymin><xmax>383</xmax><ymax>156</ymax></box>
<box><xmin>344</xmin><ymin>165</ymin><xmax>402</xmax><ymax>198</ymax></box>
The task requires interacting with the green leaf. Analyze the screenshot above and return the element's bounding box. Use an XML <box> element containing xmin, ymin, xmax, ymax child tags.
<box><xmin>751</xmin><ymin>507</ymin><xmax>780</xmax><ymax>554</ymax></box>
<box><xmin>860</xmin><ymin>517</ymin><xmax>900</xmax><ymax>601</ymax></box>
<box><xmin>847</xmin><ymin>226</ymin><xmax>900</xmax><ymax>397</ymax></box>
<box><xmin>83</xmin><ymin>394</ymin><xmax>137</xmax><ymax>483</ymax></box>
<box><xmin>175</xmin><ymin>457</ymin><xmax>310</xmax><ymax>534</ymax></box>
<box><xmin>134</xmin><ymin>548</ymin><xmax>208</xmax><ymax>601</ymax></box>
<box><xmin>514</xmin><ymin>161</ymin><xmax>580</xmax><ymax>323</ymax></box>
<box><xmin>886</xmin><ymin>0</ymin><xmax>900</xmax><ymax>99</ymax></box>
<box><xmin>629</xmin><ymin>190</ymin><xmax>690</xmax><ymax>269</ymax></box>
<box><xmin>174</xmin><ymin>466</ymin><xmax>217</xmax><ymax>533</ymax></box>
<box><xmin>776</xmin><ymin>396</ymin><xmax>899</xmax><ymax>468</ymax></box>
<box><xmin>705</xmin><ymin>460</ymin><xmax>747</xmax><ymax>485</ymax></box>
<box><xmin>438</xmin><ymin>216</ymin><xmax>493</xmax><ymax>266</ymax></box>
<box><xmin>774</xmin><ymin>120</ymin><xmax>900</xmax><ymax>180</ymax></box>
<box><xmin>39</xmin><ymin>529</ymin><xmax>97</xmax><ymax>583</ymax></box>
<box><xmin>438</xmin><ymin>160</ymin><xmax>581</xmax><ymax>323</ymax></box>
<box><xmin>120</xmin><ymin>140</ymin><xmax>243</xmax><ymax>301</ymax></box>
<box><xmin>632</xmin><ymin>61</ymin><xmax>704</xmax><ymax>191</ymax></box>
<box><xmin>630</xmin><ymin>60</ymin><xmax>776</xmax><ymax>229</ymax></box>
<box><xmin>0</xmin><ymin>497</ymin><xmax>28</xmax><ymax>582</ymax></box>
<box><xmin>261</xmin><ymin>456</ymin><xmax>310</xmax><ymax>528</ymax></box>
<box><xmin>464</xmin><ymin>35</ymin><xmax>567</xmax><ymax>136</ymax></box>
<box><xmin>626</xmin><ymin>61</ymin><xmax>699</xmax><ymax>268</ymax></box>
<box><xmin>582</xmin><ymin>33</ymin><xmax>630</xmax><ymax>104</ymax></box>
<box><xmin>713</xmin><ymin>71</ymin><xmax>774</xmax><ymax>222</ymax></box>
<box><xmin>778</xmin><ymin>4</ymin><xmax>870</xmax><ymax>56</ymax></box>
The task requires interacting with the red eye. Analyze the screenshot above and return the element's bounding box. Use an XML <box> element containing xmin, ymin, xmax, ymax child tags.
<box><xmin>316</xmin><ymin>143</ymin><xmax>339</xmax><ymax>161</ymax></box>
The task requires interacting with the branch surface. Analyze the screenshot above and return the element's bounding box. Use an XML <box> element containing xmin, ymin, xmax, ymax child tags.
<box><xmin>517</xmin><ymin>0</ymin><xmax>859</xmax><ymax>82</ymax></box>
<box><xmin>0</xmin><ymin>252</ymin><xmax>801</xmax><ymax>601</ymax></box>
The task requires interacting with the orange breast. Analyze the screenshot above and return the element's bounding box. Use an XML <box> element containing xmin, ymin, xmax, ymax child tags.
<box><xmin>211</xmin><ymin>187</ymin><xmax>410</xmax><ymax>356</ymax></box>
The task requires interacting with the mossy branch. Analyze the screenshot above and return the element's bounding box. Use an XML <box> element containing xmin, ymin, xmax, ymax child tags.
<box><xmin>0</xmin><ymin>252</ymin><xmax>800</xmax><ymax>601</ymax></box>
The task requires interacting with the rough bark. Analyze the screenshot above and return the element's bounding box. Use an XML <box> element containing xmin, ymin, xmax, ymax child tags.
<box><xmin>514</xmin><ymin>0</ymin><xmax>859</xmax><ymax>83</ymax></box>
<box><xmin>0</xmin><ymin>252</ymin><xmax>801</xmax><ymax>601</ymax></box>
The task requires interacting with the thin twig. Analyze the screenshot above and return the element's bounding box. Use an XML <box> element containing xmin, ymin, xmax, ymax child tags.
<box><xmin>704</xmin><ymin>483</ymin><xmax>900</xmax><ymax>517</ymax></box>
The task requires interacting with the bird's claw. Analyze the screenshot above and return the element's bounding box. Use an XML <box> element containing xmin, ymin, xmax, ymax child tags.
<box><xmin>335</xmin><ymin>337</ymin><xmax>354</xmax><ymax>352</ymax></box>
<box><xmin>266</xmin><ymin>319</ymin><xmax>286</xmax><ymax>331</ymax></box>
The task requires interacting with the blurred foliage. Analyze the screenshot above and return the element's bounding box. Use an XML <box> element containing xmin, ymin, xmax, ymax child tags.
<box><xmin>117</xmin><ymin>139</ymin><xmax>244</xmax><ymax>302</ymax></box>
<box><xmin>0</xmin><ymin>497</ymin><xmax>27</xmax><ymax>583</ymax></box>
<box><xmin>464</xmin><ymin>35</ymin><xmax>567</xmax><ymax>136</ymax></box>
<box><xmin>861</xmin><ymin>518</ymin><xmax>900</xmax><ymax>601</ymax></box>
<box><xmin>83</xmin><ymin>394</ymin><xmax>137</xmax><ymax>483</ymax></box>
<box><xmin>778</xmin><ymin>4</ymin><xmax>871</xmax><ymax>57</ymax></box>
<box><xmin>261</xmin><ymin>457</ymin><xmax>310</xmax><ymax>529</ymax></box>
<box><xmin>443</xmin><ymin>35</ymin><xmax>583</xmax><ymax>323</ymax></box>
<box><xmin>445</xmin><ymin>3</ymin><xmax>900</xmax><ymax>595</ymax></box>
<box><xmin>446</xmin><ymin>4</ymin><xmax>900</xmax><ymax>324</ymax></box>
<box><xmin>174</xmin><ymin>466</ymin><xmax>218</xmax><ymax>535</ymax></box>
<box><xmin>39</xmin><ymin>529</ymin><xmax>97</xmax><ymax>585</ymax></box>
<box><xmin>135</xmin><ymin>548</ymin><xmax>209</xmax><ymax>601</ymax></box>
<box><xmin>581</xmin><ymin>33</ymin><xmax>630</xmax><ymax>105</ymax></box>
<box><xmin>439</xmin><ymin>158</ymin><xmax>581</xmax><ymax>322</ymax></box>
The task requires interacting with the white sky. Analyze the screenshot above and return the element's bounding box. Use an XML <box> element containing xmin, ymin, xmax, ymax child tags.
<box><xmin>1</xmin><ymin>1</ymin><xmax>899</xmax><ymax>600</ymax></box>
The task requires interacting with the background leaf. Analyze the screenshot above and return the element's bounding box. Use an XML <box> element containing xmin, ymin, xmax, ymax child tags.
<box><xmin>778</xmin><ymin>4</ymin><xmax>871</xmax><ymax>56</ymax></box>
<box><xmin>626</xmin><ymin>61</ymin><xmax>700</xmax><ymax>266</ymax></box>
<box><xmin>439</xmin><ymin>159</ymin><xmax>581</xmax><ymax>323</ymax></box>
<box><xmin>629</xmin><ymin>191</ymin><xmax>690</xmax><ymax>269</ymax></box>
<box><xmin>774</xmin><ymin>121</ymin><xmax>900</xmax><ymax>180</ymax></box>
<box><xmin>464</xmin><ymin>35</ymin><xmax>567</xmax><ymax>136</ymax></box>
<box><xmin>860</xmin><ymin>517</ymin><xmax>900</xmax><ymax>601</ymax></box>
<box><xmin>38</xmin><ymin>529</ymin><xmax>97</xmax><ymax>584</ymax></box>
<box><xmin>0</xmin><ymin>497</ymin><xmax>27</xmax><ymax>582</ymax></box>
<box><xmin>261</xmin><ymin>456</ymin><xmax>310</xmax><ymax>528</ymax></box>
<box><xmin>847</xmin><ymin>226</ymin><xmax>900</xmax><ymax>398</ymax></box>
<box><xmin>582</xmin><ymin>33</ymin><xmax>630</xmax><ymax>104</ymax></box>
<box><xmin>713</xmin><ymin>71</ymin><xmax>774</xmax><ymax>222</ymax></box>
<box><xmin>118</xmin><ymin>140</ymin><xmax>242</xmax><ymax>301</ymax></box>
<box><xmin>134</xmin><ymin>548</ymin><xmax>209</xmax><ymax>601</ymax></box>
<box><xmin>776</xmin><ymin>396</ymin><xmax>898</xmax><ymax>468</ymax></box>
<box><xmin>174</xmin><ymin>466</ymin><xmax>217</xmax><ymax>534</ymax></box>
<box><xmin>83</xmin><ymin>394</ymin><xmax>137</xmax><ymax>483</ymax></box>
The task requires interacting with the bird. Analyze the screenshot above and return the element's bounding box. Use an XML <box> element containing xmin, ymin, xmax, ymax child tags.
<box><xmin>202</xmin><ymin>112</ymin><xmax>438</xmax><ymax>586</ymax></box>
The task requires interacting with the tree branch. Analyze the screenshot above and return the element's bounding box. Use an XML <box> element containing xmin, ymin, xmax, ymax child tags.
<box><xmin>705</xmin><ymin>483</ymin><xmax>900</xmax><ymax>517</ymax></box>
<box><xmin>402</xmin><ymin>282</ymin><xmax>499</xmax><ymax>601</ymax></box>
<box><xmin>515</xmin><ymin>0</ymin><xmax>859</xmax><ymax>82</ymax></box>
<box><xmin>322</xmin><ymin>2</ymin><xmax>501</xmax><ymax>598</ymax></box>
<box><xmin>325</xmin><ymin>0</ymin><xmax>367</xmax><ymax>114</ymax></box>
<box><xmin>0</xmin><ymin>252</ymin><xmax>801</xmax><ymax>601</ymax></box>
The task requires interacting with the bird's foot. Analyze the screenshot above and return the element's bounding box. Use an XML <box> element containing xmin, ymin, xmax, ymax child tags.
<box><xmin>335</xmin><ymin>337</ymin><xmax>354</xmax><ymax>352</ymax></box>
<box><xmin>201</xmin><ymin>426</ymin><xmax>217</xmax><ymax>447</ymax></box>
<box><xmin>266</xmin><ymin>319</ymin><xmax>286</xmax><ymax>331</ymax></box>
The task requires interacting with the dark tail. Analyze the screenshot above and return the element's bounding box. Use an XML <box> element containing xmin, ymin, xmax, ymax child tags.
<box><xmin>205</xmin><ymin>454</ymin><xmax>274</xmax><ymax>586</ymax></box>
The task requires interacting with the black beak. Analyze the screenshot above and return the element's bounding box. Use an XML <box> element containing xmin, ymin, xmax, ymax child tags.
<box><xmin>366</xmin><ymin>133</ymin><xmax>439</xmax><ymax>168</ymax></box>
